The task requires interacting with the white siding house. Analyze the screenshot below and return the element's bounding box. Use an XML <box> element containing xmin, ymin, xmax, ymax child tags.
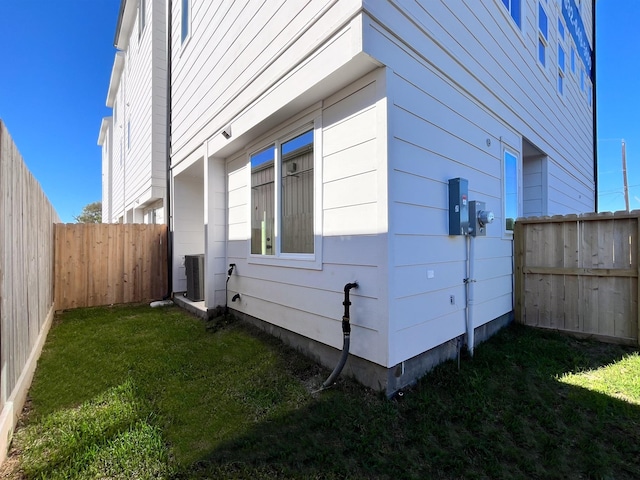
<box><xmin>99</xmin><ymin>0</ymin><xmax>167</xmax><ymax>224</ymax></box>
<box><xmin>168</xmin><ymin>0</ymin><xmax>595</xmax><ymax>394</ymax></box>
<box><xmin>102</xmin><ymin>0</ymin><xmax>595</xmax><ymax>395</ymax></box>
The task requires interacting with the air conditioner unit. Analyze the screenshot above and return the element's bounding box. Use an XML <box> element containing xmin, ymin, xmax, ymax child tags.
<box><xmin>185</xmin><ymin>254</ymin><xmax>204</xmax><ymax>301</ymax></box>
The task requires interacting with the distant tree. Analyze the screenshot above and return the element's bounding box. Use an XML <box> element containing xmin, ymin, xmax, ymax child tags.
<box><xmin>74</xmin><ymin>201</ymin><xmax>102</xmax><ymax>223</ymax></box>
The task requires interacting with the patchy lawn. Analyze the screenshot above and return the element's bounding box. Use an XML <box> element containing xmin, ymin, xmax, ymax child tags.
<box><xmin>2</xmin><ymin>305</ymin><xmax>639</xmax><ymax>479</ymax></box>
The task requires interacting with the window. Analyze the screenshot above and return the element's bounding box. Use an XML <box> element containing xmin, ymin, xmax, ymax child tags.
<box><xmin>504</xmin><ymin>149</ymin><xmax>519</xmax><ymax>232</ymax></box>
<box><xmin>501</xmin><ymin>0</ymin><xmax>522</xmax><ymax>28</ymax></box>
<box><xmin>138</xmin><ymin>0</ymin><xmax>146</xmax><ymax>39</ymax></box>
<box><xmin>251</xmin><ymin>128</ymin><xmax>315</xmax><ymax>257</ymax></box>
<box><xmin>127</xmin><ymin>120</ymin><xmax>131</xmax><ymax>150</ymax></box>
<box><xmin>538</xmin><ymin>2</ymin><xmax>548</xmax><ymax>67</ymax></box>
<box><xmin>570</xmin><ymin>46</ymin><xmax>576</xmax><ymax>74</ymax></box>
<box><xmin>181</xmin><ymin>0</ymin><xmax>190</xmax><ymax>44</ymax></box>
<box><xmin>557</xmin><ymin>18</ymin><xmax>566</xmax><ymax>95</ymax></box>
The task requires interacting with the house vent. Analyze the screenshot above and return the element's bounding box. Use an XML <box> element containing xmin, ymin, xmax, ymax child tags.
<box><xmin>185</xmin><ymin>254</ymin><xmax>204</xmax><ymax>301</ymax></box>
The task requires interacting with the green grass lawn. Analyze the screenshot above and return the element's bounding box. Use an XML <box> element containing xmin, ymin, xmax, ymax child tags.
<box><xmin>7</xmin><ymin>304</ymin><xmax>640</xmax><ymax>479</ymax></box>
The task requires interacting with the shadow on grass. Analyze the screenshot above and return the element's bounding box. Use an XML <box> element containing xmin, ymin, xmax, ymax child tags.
<box><xmin>175</xmin><ymin>323</ymin><xmax>640</xmax><ymax>480</ymax></box>
<box><xmin>18</xmin><ymin>307</ymin><xmax>640</xmax><ymax>480</ymax></box>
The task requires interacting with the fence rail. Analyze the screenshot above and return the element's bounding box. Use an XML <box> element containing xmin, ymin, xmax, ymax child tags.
<box><xmin>514</xmin><ymin>211</ymin><xmax>640</xmax><ymax>346</ymax></box>
<box><xmin>54</xmin><ymin>223</ymin><xmax>168</xmax><ymax>311</ymax></box>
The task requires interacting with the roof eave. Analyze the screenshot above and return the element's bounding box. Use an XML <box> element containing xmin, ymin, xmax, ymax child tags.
<box><xmin>106</xmin><ymin>52</ymin><xmax>125</xmax><ymax>107</ymax></box>
<box><xmin>113</xmin><ymin>0</ymin><xmax>137</xmax><ymax>50</ymax></box>
<box><xmin>98</xmin><ymin>117</ymin><xmax>112</xmax><ymax>146</ymax></box>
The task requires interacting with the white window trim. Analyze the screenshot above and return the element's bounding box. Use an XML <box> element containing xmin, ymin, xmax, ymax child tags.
<box><xmin>502</xmin><ymin>145</ymin><xmax>522</xmax><ymax>238</ymax></box>
<box><xmin>247</xmin><ymin>114</ymin><xmax>323</xmax><ymax>270</ymax></box>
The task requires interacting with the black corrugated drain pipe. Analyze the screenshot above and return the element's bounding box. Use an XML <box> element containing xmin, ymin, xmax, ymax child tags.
<box><xmin>322</xmin><ymin>282</ymin><xmax>358</xmax><ymax>388</ymax></box>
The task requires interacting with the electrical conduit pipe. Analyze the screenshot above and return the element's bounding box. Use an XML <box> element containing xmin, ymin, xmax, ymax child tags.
<box><xmin>322</xmin><ymin>282</ymin><xmax>358</xmax><ymax>388</ymax></box>
<box><xmin>465</xmin><ymin>235</ymin><xmax>476</xmax><ymax>356</ymax></box>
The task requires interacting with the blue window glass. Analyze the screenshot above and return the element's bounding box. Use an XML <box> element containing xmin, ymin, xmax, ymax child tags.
<box><xmin>181</xmin><ymin>0</ymin><xmax>190</xmax><ymax>44</ymax></box>
<box><xmin>504</xmin><ymin>150</ymin><xmax>518</xmax><ymax>232</ymax></box>
<box><xmin>538</xmin><ymin>3</ymin><xmax>548</xmax><ymax>40</ymax></box>
<box><xmin>558</xmin><ymin>73</ymin><xmax>564</xmax><ymax>95</ymax></box>
<box><xmin>571</xmin><ymin>47</ymin><xmax>576</xmax><ymax>73</ymax></box>
<box><xmin>501</xmin><ymin>0</ymin><xmax>521</xmax><ymax>29</ymax></box>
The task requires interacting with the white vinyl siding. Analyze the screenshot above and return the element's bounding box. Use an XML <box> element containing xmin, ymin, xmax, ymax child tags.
<box><xmin>168</xmin><ymin>0</ymin><xmax>594</xmax><ymax>375</ymax></box>
<box><xmin>169</xmin><ymin>0</ymin><xmax>363</xmax><ymax>163</ymax></box>
<box><xmin>224</xmin><ymin>71</ymin><xmax>388</xmax><ymax>366</ymax></box>
<box><xmin>359</xmin><ymin>0</ymin><xmax>593</xmax><ymax>363</ymax></box>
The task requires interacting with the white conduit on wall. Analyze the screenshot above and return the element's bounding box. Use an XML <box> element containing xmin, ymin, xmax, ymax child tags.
<box><xmin>465</xmin><ymin>235</ymin><xmax>477</xmax><ymax>356</ymax></box>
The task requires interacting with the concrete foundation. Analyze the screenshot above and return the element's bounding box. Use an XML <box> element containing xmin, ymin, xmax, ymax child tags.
<box><xmin>172</xmin><ymin>294</ymin><xmax>513</xmax><ymax>396</ymax></box>
<box><xmin>233</xmin><ymin>309</ymin><xmax>514</xmax><ymax>397</ymax></box>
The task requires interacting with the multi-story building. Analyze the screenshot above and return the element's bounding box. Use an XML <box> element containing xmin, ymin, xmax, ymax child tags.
<box><xmin>99</xmin><ymin>0</ymin><xmax>167</xmax><ymax>224</ymax></box>
<box><xmin>102</xmin><ymin>0</ymin><xmax>596</xmax><ymax>395</ymax></box>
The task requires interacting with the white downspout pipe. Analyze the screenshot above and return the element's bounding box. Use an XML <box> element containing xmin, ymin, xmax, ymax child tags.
<box><xmin>465</xmin><ymin>235</ymin><xmax>476</xmax><ymax>355</ymax></box>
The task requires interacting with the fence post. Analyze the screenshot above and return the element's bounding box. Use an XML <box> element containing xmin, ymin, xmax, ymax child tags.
<box><xmin>637</xmin><ymin>215</ymin><xmax>640</xmax><ymax>346</ymax></box>
<box><xmin>514</xmin><ymin>219</ymin><xmax>524</xmax><ymax>324</ymax></box>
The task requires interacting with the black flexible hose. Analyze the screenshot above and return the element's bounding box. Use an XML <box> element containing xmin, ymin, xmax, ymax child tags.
<box><xmin>322</xmin><ymin>282</ymin><xmax>358</xmax><ymax>388</ymax></box>
<box><xmin>225</xmin><ymin>264</ymin><xmax>235</xmax><ymax>314</ymax></box>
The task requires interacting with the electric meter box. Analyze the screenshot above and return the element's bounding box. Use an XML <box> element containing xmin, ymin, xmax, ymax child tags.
<box><xmin>448</xmin><ymin>178</ymin><xmax>469</xmax><ymax>235</ymax></box>
<box><xmin>469</xmin><ymin>200</ymin><xmax>494</xmax><ymax>237</ymax></box>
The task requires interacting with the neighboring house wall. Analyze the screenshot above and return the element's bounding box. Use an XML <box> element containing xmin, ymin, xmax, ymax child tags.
<box><xmin>102</xmin><ymin>0</ymin><xmax>167</xmax><ymax>224</ymax></box>
<box><xmin>98</xmin><ymin>117</ymin><xmax>113</xmax><ymax>222</ymax></box>
<box><xmin>164</xmin><ymin>0</ymin><xmax>594</xmax><ymax>393</ymax></box>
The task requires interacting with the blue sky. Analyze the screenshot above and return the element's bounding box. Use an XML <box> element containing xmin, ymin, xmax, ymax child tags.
<box><xmin>0</xmin><ymin>1</ymin><xmax>637</xmax><ymax>222</ymax></box>
<box><xmin>0</xmin><ymin>1</ymin><xmax>119</xmax><ymax>223</ymax></box>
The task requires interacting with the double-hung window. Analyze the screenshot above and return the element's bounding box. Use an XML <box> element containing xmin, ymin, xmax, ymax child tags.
<box><xmin>538</xmin><ymin>1</ymin><xmax>548</xmax><ymax>67</ymax></box>
<box><xmin>501</xmin><ymin>0</ymin><xmax>522</xmax><ymax>28</ymax></box>
<box><xmin>557</xmin><ymin>18</ymin><xmax>566</xmax><ymax>95</ymax></box>
<box><xmin>250</xmin><ymin>125</ymin><xmax>317</xmax><ymax>261</ymax></box>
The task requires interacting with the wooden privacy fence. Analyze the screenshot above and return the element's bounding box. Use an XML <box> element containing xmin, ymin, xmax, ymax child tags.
<box><xmin>54</xmin><ymin>223</ymin><xmax>168</xmax><ymax>310</ymax></box>
<box><xmin>0</xmin><ymin>119</ymin><xmax>59</xmax><ymax>464</ymax></box>
<box><xmin>514</xmin><ymin>211</ymin><xmax>640</xmax><ymax>346</ymax></box>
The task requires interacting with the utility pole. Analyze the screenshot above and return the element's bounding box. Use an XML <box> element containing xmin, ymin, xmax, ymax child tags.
<box><xmin>622</xmin><ymin>139</ymin><xmax>630</xmax><ymax>211</ymax></box>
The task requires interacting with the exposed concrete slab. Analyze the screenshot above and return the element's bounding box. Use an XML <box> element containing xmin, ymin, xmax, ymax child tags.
<box><xmin>228</xmin><ymin>309</ymin><xmax>514</xmax><ymax>398</ymax></box>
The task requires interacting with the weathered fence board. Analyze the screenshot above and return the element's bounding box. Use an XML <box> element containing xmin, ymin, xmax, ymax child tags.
<box><xmin>515</xmin><ymin>212</ymin><xmax>640</xmax><ymax>346</ymax></box>
<box><xmin>54</xmin><ymin>223</ymin><xmax>168</xmax><ymax>310</ymax></box>
<box><xmin>0</xmin><ymin>119</ymin><xmax>59</xmax><ymax>465</ymax></box>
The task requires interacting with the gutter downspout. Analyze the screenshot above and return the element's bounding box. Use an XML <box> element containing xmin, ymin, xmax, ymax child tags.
<box><xmin>165</xmin><ymin>0</ymin><xmax>173</xmax><ymax>298</ymax></box>
<box><xmin>591</xmin><ymin>0</ymin><xmax>598</xmax><ymax>212</ymax></box>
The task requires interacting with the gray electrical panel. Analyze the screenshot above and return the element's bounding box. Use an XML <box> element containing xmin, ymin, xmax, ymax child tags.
<box><xmin>448</xmin><ymin>178</ymin><xmax>469</xmax><ymax>235</ymax></box>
